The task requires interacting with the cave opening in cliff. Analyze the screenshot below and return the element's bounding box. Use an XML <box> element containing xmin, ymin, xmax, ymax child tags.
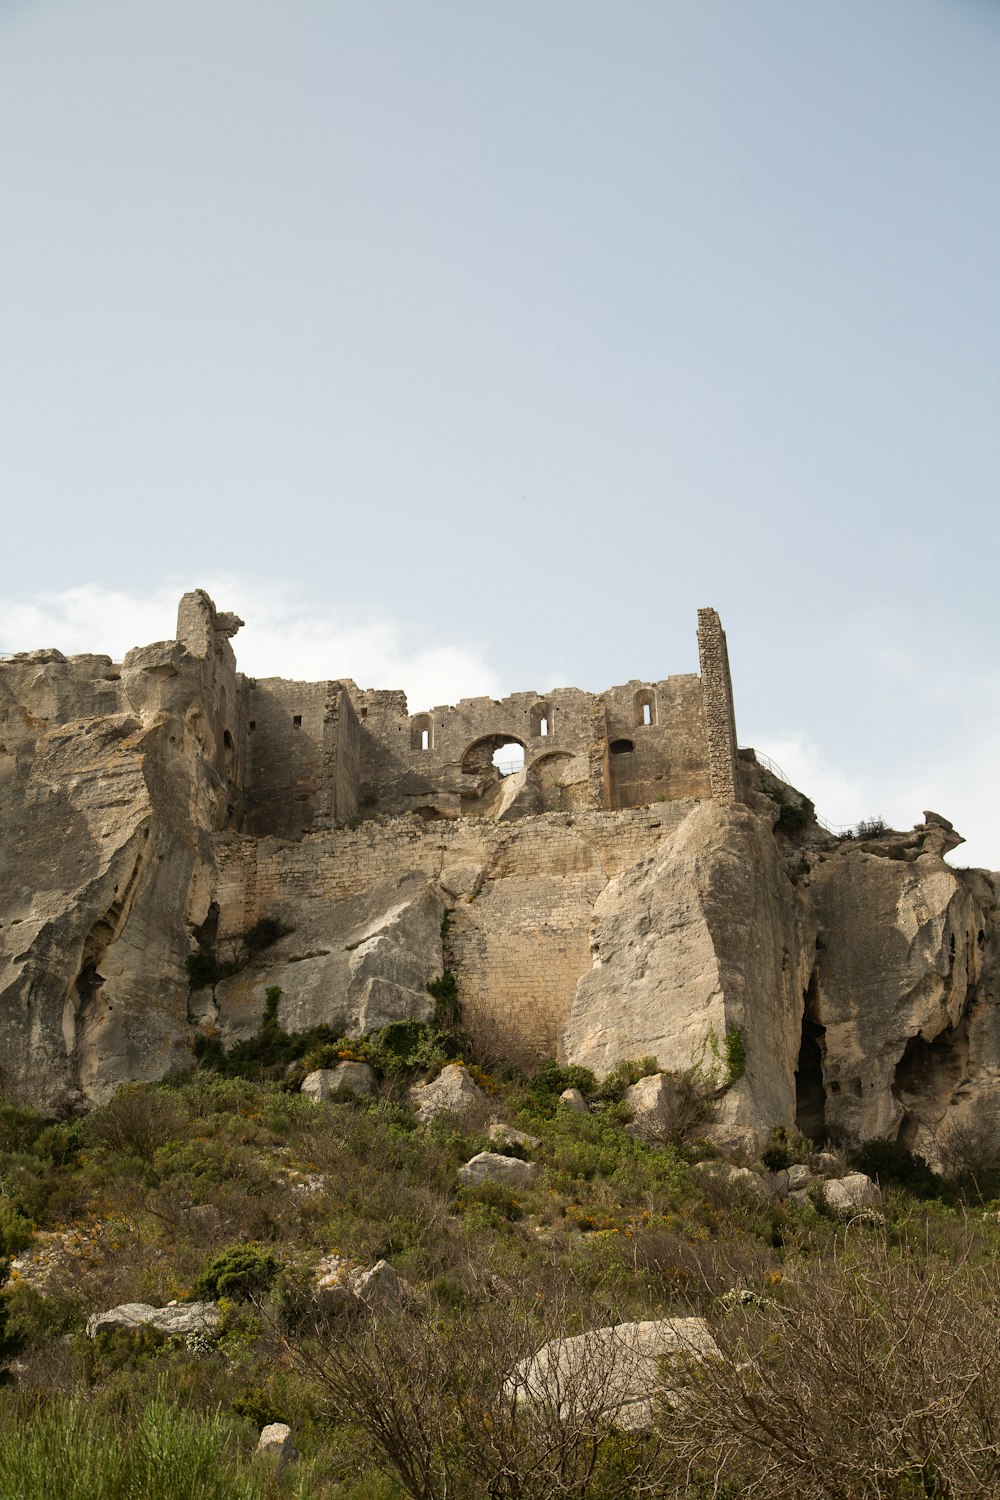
<box><xmin>893</xmin><ymin>1016</ymin><xmax>970</xmax><ymax>1145</ymax></box>
<box><xmin>795</xmin><ymin>969</ymin><xmax>827</xmax><ymax>1141</ymax></box>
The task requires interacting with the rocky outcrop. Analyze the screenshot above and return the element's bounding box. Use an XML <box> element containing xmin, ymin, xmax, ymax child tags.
<box><xmin>86</xmin><ymin>1301</ymin><xmax>221</xmax><ymax>1339</ymax></box>
<box><xmin>0</xmin><ymin>627</ymin><xmax>232</xmax><ymax>1113</ymax></box>
<box><xmin>808</xmin><ymin>846</ymin><xmax>997</xmax><ymax>1154</ymax></box>
<box><xmin>506</xmin><ymin>1318</ymin><xmax>721</xmax><ymax>1431</ymax></box>
<box><xmin>458</xmin><ymin>1152</ymin><xmax>540</xmax><ymax>1189</ymax></box>
<box><xmin>3</xmin><ymin>593</ymin><xmax>998</xmax><ymax>1156</ymax></box>
<box><xmin>562</xmin><ymin>800</ymin><xmax>814</xmax><ymax>1144</ymax></box>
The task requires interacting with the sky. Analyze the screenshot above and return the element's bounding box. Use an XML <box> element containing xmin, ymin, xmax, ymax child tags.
<box><xmin>1</xmin><ymin>1</ymin><xmax>998</xmax><ymax>865</ymax></box>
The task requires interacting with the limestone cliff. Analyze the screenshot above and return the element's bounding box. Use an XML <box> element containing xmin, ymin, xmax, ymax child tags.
<box><xmin>2</xmin><ymin>594</ymin><xmax>997</xmax><ymax>1159</ymax></box>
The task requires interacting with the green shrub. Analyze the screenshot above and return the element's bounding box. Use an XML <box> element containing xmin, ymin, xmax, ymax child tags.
<box><xmin>0</xmin><ymin>1200</ymin><xmax>34</xmax><ymax>1257</ymax></box>
<box><xmin>529</xmin><ymin>1061</ymin><xmax>598</xmax><ymax>1100</ymax></box>
<box><xmin>0</xmin><ymin>1388</ymin><xmax>273</xmax><ymax>1499</ymax></box>
<box><xmin>194</xmin><ymin>1244</ymin><xmax>280</xmax><ymax>1302</ymax></box>
<box><xmin>761</xmin><ymin>1126</ymin><xmax>815</xmax><ymax>1172</ymax></box>
<box><xmin>185</xmin><ymin>950</ymin><xmax>226</xmax><ymax>990</ymax></box>
<box><xmin>240</xmin><ymin>917</ymin><xmax>288</xmax><ymax>952</ymax></box>
<box><xmin>32</xmin><ymin>1122</ymin><xmax>85</xmax><ymax>1167</ymax></box>
<box><xmin>0</xmin><ymin>1102</ymin><xmax>45</xmax><ymax>1154</ymax></box>
<box><xmin>427</xmin><ymin>970</ymin><xmax>460</xmax><ymax>1030</ymax></box>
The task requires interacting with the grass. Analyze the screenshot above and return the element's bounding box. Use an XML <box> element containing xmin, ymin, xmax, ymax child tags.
<box><xmin>3</xmin><ymin>1056</ymin><xmax>1000</xmax><ymax>1496</ymax></box>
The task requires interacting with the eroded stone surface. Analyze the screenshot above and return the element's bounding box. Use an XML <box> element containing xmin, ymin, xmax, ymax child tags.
<box><xmin>86</xmin><ymin>1301</ymin><xmax>220</xmax><ymax>1339</ymax></box>
<box><xmin>458</xmin><ymin>1152</ymin><xmax>540</xmax><ymax>1189</ymax></box>
<box><xmin>507</xmin><ymin>1318</ymin><xmax>721</xmax><ymax>1431</ymax></box>
<box><xmin>410</xmin><ymin>1063</ymin><xmax>486</xmax><ymax>1123</ymax></box>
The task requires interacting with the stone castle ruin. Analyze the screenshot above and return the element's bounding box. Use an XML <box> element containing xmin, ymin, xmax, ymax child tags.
<box><xmin>2</xmin><ymin>589</ymin><xmax>998</xmax><ymax>1163</ymax></box>
<box><xmin>175</xmin><ymin>589</ymin><xmax>741</xmax><ymax>838</ymax></box>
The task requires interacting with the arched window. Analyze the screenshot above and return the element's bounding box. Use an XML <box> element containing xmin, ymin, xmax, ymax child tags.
<box><xmin>634</xmin><ymin>689</ymin><xmax>656</xmax><ymax>728</ymax></box>
<box><xmin>530</xmin><ymin>701</ymin><xmax>552</xmax><ymax>738</ymax></box>
<box><xmin>410</xmin><ymin>713</ymin><xmax>434</xmax><ymax>752</ymax></box>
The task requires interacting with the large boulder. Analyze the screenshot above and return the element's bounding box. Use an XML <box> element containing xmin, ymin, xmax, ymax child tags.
<box><xmin>822</xmin><ymin>1173</ymin><xmax>882</xmax><ymax>1218</ymax></box>
<box><xmin>409</xmin><ymin>1063</ymin><xmax>486</xmax><ymax>1123</ymax></box>
<box><xmin>507</xmin><ymin>1318</ymin><xmax>721</xmax><ymax>1431</ymax></box>
<box><xmin>301</xmin><ymin>1061</ymin><xmax>375</xmax><ymax>1101</ymax></box>
<box><xmin>314</xmin><ymin>1254</ymin><xmax>405</xmax><ymax>1315</ymax></box>
<box><xmin>458</xmin><ymin>1152</ymin><xmax>539</xmax><ymax>1189</ymax></box>
<box><xmin>86</xmin><ymin>1301</ymin><xmax>220</xmax><ymax>1339</ymax></box>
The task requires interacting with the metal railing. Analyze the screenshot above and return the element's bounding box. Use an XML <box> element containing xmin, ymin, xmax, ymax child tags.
<box><xmin>494</xmin><ymin>759</ymin><xmax>525</xmax><ymax>777</ymax></box>
<box><xmin>740</xmin><ymin>746</ymin><xmax>855</xmax><ymax>837</ymax></box>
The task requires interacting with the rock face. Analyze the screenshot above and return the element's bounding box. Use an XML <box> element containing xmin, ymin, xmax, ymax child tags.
<box><xmin>0</xmin><ymin>618</ymin><xmax>234</xmax><ymax>1113</ymax></box>
<box><xmin>85</xmin><ymin>1301</ymin><xmax>221</xmax><ymax>1339</ymax></box>
<box><xmin>563</xmin><ymin>800</ymin><xmax>813</xmax><ymax>1143</ymax></box>
<box><xmin>507</xmin><ymin>1318</ymin><xmax>721</xmax><ymax>1431</ymax></box>
<box><xmin>3</xmin><ymin>590</ymin><xmax>999</xmax><ymax>1159</ymax></box>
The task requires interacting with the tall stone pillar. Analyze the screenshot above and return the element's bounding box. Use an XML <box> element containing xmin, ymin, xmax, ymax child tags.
<box><xmin>697</xmin><ymin>608</ymin><xmax>741</xmax><ymax>803</ymax></box>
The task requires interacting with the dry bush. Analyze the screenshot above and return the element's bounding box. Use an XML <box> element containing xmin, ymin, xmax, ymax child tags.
<box><xmin>83</xmin><ymin>1085</ymin><xmax>185</xmax><ymax>1162</ymax></box>
<box><xmin>290</xmin><ymin>1292</ymin><xmax>684</xmax><ymax>1500</ymax></box>
<box><xmin>933</xmin><ymin>1110</ymin><xmax>1000</xmax><ymax>1197</ymax></box>
<box><xmin>630</xmin><ymin>1226</ymin><xmax>780</xmax><ymax>1306</ymax></box>
<box><xmin>664</xmin><ymin>1219</ymin><xmax>1000</xmax><ymax>1498</ymax></box>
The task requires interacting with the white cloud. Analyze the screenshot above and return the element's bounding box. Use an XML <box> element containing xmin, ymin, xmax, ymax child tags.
<box><xmin>0</xmin><ymin>577</ymin><xmax>505</xmax><ymax>713</ymax></box>
<box><xmin>748</xmin><ymin>724</ymin><xmax>1000</xmax><ymax>873</ymax></box>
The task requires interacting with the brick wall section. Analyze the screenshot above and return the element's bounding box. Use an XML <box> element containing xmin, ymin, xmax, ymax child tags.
<box><xmin>211</xmin><ymin>801</ymin><xmax>696</xmax><ymax>1063</ymax></box>
<box><xmin>244</xmin><ymin>678</ymin><xmax>333</xmax><ymax>837</ymax></box>
<box><xmin>696</xmin><ymin>608</ymin><xmax>741</xmax><ymax>803</ymax></box>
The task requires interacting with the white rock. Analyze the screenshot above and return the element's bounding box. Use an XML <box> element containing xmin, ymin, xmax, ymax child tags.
<box><xmin>559</xmin><ymin>1087</ymin><xmax>588</xmax><ymax>1112</ymax></box>
<box><xmin>624</xmin><ymin>1073</ymin><xmax>686</xmax><ymax>1138</ymax></box>
<box><xmin>507</xmin><ymin>1318</ymin><xmax>721</xmax><ymax>1431</ymax></box>
<box><xmin>255</xmin><ymin>1423</ymin><xmax>297</xmax><ymax>1466</ymax></box>
<box><xmin>314</xmin><ymin>1254</ymin><xmax>406</xmax><ymax>1314</ymax></box>
<box><xmin>458</xmin><ymin>1152</ymin><xmax>540</xmax><ymax>1189</ymax></box>
<box><xmin>488</xmin><ymin>1122</ymin><xmax>541</xmax><ymax>1150</ymax></box>
<box><xmin>822</xmin><ymin>1172</ymin><xmax>882</xmax><ymax>1218</ymax></box>
<box><xmin>409</xmin><ymin>1063</ymin><xmax>486</xmax><ymax>1123</ymax></box>
<box><xmin>86</xmin><ymin>1301</ymin><xmax>221</xmax><ymax>1339</ymax></box>
<box><xmin>301</xmin><ymin>1061</ymin><xmax>376</xmax><ymax>1101</ymax></box>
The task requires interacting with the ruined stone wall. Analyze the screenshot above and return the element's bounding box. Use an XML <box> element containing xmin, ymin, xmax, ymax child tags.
<box><xmin>211</xmin><ymin>803</ymin><xmax>694</xmax><ymax>1064</ymax></box>
<box><xmin>245</xmin><ymin>679</ymin><xmax>332</xmax><ymax>837</ymax></box>
<box><xmin>697</xmin><ymin>608</ymin><xmax>740</xmax><ymax>803</ymax></box>
<box><xmin>346</xmin><ymin>673</ymin><xmax>712</xmax><ymax>822</ymax></box>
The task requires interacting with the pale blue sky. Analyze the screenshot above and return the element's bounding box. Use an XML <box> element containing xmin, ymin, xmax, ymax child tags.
<box><xmin>2</xmin><ymin>1</ymin><xmax>998</xmax><ymax>861</ymax></box>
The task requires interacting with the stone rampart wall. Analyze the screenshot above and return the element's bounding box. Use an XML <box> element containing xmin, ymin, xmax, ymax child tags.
<box><xmin>212</xmin><ymin>802</ymin><xmax>695</xmax><ymax>1063</ymax></box>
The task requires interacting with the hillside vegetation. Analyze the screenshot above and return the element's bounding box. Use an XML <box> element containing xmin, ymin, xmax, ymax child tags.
<box><xmin>2</xmin><ymin>1013</ymin><xmax>1000</xmax><ymax>1499</ymax></box>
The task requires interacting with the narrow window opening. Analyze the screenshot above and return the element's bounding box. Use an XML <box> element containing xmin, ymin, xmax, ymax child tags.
<box><xmin>293</xmin><ymin>715</ymin><xmax>302</xmax><ymax>728</ymax></box>
<box><xmin>360</xmin><ymin>708</ymin><xmax>368</xmax><ymax>719</ymax></box>
<box><xmin>248</xmin><ymin>720</ymin><xmax>256</xmax><ymax>732</ymax></box>
<box><xmin>421</xmin><ymin>729</ymin><xmax>429</xmax><ymax>751</ymax></box>
<box><xmin>540</xmin><ymin>717</ymin><xmax>548</xmax><ymax>737</ymax></box>
<box><xmin>643</xmin><ymin>703</ymin><xmax>651</xmax><ymax>726</ymax></box>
